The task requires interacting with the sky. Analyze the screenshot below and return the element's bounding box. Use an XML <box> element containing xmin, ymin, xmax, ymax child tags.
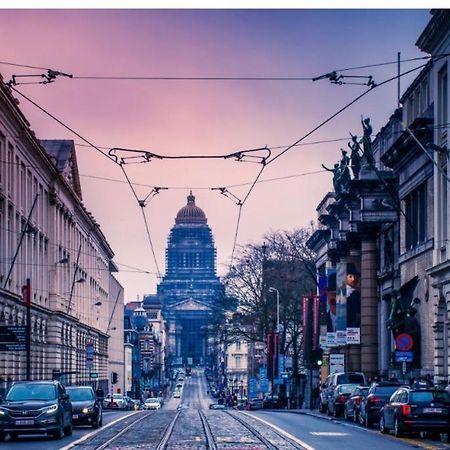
<box><xmin>0</xmin><ymin>9</ymin><xmax>433</xmax><ymax>301</ymax></box>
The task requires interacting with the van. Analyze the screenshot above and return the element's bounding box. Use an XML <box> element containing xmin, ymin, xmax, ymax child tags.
<box><xmin>319</xmin><ymin>372</ymin><xmax>366</xmax><ymax>413</ymax></box>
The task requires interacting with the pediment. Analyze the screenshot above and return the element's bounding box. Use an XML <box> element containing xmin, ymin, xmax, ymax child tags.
<box><xmin>171</xmin><ymin>298</ymin><xmax>212</xmax><ymax>311</ymax></box>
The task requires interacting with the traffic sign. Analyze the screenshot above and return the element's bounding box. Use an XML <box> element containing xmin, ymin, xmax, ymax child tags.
<box><xmin>394</xmin><ymin>351</ymin><xmax>413</xmax><ymax>362</ymax></box>
<box><xmin>90</xmin><ymin>372</ymin><xmax>98</xmax><ymax>379</ymax></box>
<box><xmin>395</xmin><ymin>333</ymin><xmax>413</xmax><ymax>352</ymax></box>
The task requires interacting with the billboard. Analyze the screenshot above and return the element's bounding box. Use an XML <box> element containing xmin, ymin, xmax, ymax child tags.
<box><xmin>326</xmin><ymin>261</ymin><xmax>361</xmax><ymax>345</ymax></box>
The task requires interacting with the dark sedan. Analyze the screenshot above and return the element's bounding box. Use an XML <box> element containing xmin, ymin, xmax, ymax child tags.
<box><xmin>344</xmin><ymin>386</ymin><xmax>368</xmax><ymax>422</ymax></box>
<box><xmin>66</xmin><ymin>386</ymin><xmax>102</xmax><ymax>428</ymax></box>
<box><xmin>327</xmin><ymin>384</ymin><xmax>358</xmax><ymax>417</ymax></box>
<box><xmin>359</xmin><ymin>382</ymin><xmax>404</xmax><ymax>428</ymax></box>
<box><xmin>380</xmin><ymin>388</ymin><xmax>450</xmax><ymax>437</ymax></box>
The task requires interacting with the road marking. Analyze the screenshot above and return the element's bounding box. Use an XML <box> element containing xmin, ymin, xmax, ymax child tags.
<box><xmin>241</xmin><ymin>412</ymin><xmax>315</xmax><ymax>450</ymax></box>
<box><xmin>310</xmin><ymin>432</ymin><xmax>349</xmax><ymax>436</ymax></box>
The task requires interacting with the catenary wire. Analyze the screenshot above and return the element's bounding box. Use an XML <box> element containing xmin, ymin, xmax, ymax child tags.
<box><xmin>267</xmin><ymin>61</ymin><xmax>431</xmax><ymax>167</ymax></box>
<box><xmin>1</xmin><ymin>54</ymin><xmax>446</xmax><ymax>81</ymax></box>
<box><xmin>7</xmin><ymin>85</ymin><xmax>117</xmax><ymax>165</ymax></box>
<box><xmin>119</xmin><ymin>164</ymin><xmax>162</xmax><ymax>277</ymax></box>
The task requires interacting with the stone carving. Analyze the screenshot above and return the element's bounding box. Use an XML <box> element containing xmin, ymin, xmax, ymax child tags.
<box><xmin>360</xmin><ymin>116</ymin><xmax>375</xmax><ymax>167</ymax></box>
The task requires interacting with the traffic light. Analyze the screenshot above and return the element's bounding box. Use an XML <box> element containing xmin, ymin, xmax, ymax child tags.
<box><xmin>311</xmin><ymin>348</ymin><xmax>324</xmax><ymax>368</ymax></box>
<box><xmin>111</xmin><ymin>371</ymin><xmax>118</xmax><ymax>384</ymax></box>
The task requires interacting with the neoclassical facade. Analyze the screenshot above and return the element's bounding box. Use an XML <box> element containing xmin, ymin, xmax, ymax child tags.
<box><xmin>157</xmin><ymin>192</ymin><xmax>225</xmax><ymax>366</ymax></box>
<box><xmin>0</xmin><ymin>80</ymin><xmax>122</xmax><ymax>392</ymax></box>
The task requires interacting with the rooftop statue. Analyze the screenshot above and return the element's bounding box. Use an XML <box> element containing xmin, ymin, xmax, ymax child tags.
<box><xmin>348</xmin><ymin>134</ymin><xmax>362</xmax><ymax>179</ymax></box>
<box><xmin>360</xmin><ymin>116</ymin><xmax>375</xmax><ymax>167</ymax></box>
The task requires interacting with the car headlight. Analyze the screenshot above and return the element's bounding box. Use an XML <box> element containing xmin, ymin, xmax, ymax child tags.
<box><xmin>0</xmin><ymin>408</ymin><xmax>7</xmax><ymax>416</ymax></box>
<box><xmin>42</xmin><ymin>404</ymin><xmax>58</xmax><ymax>415</ymax></box>
<box><xmin>82</xmin><ymin>407</ymin><xmax>95</xmax><ymax>414</ymax></box>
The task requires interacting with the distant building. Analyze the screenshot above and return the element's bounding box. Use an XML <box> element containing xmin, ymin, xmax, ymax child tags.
<box><xmin>157</xmin><ymin>192</ymin><xmax>225</xmax><ymax>366</ymax></box>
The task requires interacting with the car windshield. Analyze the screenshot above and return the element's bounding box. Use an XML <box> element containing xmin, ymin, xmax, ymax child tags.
<box><xmin>337</xmin><ymin>375</ymin><xmax>364</xmax><ymax>384</ymax></box>
<box><xmin>6</xmin><ymin>383</ymin><xmax>56</xmax><ymax>401</ymax></box>
<box><xmin>113</xmin><ymin>394</ymin><xmax>123</xmax><ymax>399</ymax></box>
<box><xmin>339</xmin><ymin>384</ymin><xmax>358</xmax><ymax>394</ymax></box>
<box><xmin>67</xmin><ymin>388</ymin><xmax>95</xmax><ymax>401</ymax></box>
<box><xmin>410</xmin><ymin>391</ymin><xmax>450</xmax><ymax>404</ymax></box>
<box><xmin>146</xmin><ymin>398</ymin><xmax>159</xmax><ymax>403</ymax></box>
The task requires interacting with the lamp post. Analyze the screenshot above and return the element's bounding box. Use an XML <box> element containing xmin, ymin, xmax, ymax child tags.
<box><xmin>268</xmin><ymin>287</ymin><xmax>280</xmax><ymax>333</ymax></box>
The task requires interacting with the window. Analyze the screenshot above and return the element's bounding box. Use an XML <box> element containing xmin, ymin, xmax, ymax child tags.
<box><xmin>404</xmin><ymin>183</ymin><xmax>427</xmax><ymax>249</ymax></box>
<box><xmin>438</xmin><ymin>65</ymin><xmax>448</xmax><ymax>146</ymax></box>
<box><xmin>236</xmin><ymin>341</ymin><xmax>241</xmax><ymax>351</ymax></box>
<box><xmin>235</xmin><ymin>356</ymin><xmax>241</xmax><ymax>369</ymax></box>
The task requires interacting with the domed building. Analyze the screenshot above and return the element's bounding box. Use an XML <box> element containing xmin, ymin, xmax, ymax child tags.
<box><xmin>156</xmin><ymin>192</ymin><xmax>225</xmax><ymax>366</ymax></box>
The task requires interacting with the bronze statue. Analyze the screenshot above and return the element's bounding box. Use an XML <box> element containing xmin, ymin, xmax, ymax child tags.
<box><xmin>360</xmin><ymin>117</ymin><xmax>375</xmax><ymax>167</ymax></box>
<box><xmin>322</xmin><ymin>162</ymin><xmax>341</xmax><ymax>194</ymax></box>
<box><xmin>348</xmin><ymin>134</ymin><xmax>362</xmax><ymax>178</ymax></box>
<box><xmin>339</xmin><ymin>149</ymin><xmax>351</xmax><ymax>193</ymax></box>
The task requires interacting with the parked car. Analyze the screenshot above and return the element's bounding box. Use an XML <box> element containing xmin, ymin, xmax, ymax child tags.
<box><xmin>327</xmin><ymin>384</ymin><xmax>359</xmax><ymax>417</ymax></box>
<box><xmin>320</xmin><ymin>372</ymin><xmax>366</xmax><ymax>413</ymax></box>
<box><xmin>0</xmin><ymin>380</ymin><xmax>73</xmax><ymax>441</ymax></box>
<box><xmin>344</xmin><ymin>386</ymin><xmax>369</xmax><ymax>422</ymax></box>
<box><xmin>143</xmin><ymin>398</ymin><xmax>161</xmax><ymax>410</ymax></box>
<box><xmin>209</xmin><ymin>403</ymin><xmax>226</xmax><ymax>410</ymax></box>
<box><xmin>263</xmin><ymin>394</ymin><xmax>282</xmax><ymax>409</ymax></box>
<box><xmin>66</xmin><ymin>386</ymin><xmax>102</xmax><ymax>428</ymax></box>
<box><xmin>248</xmin><ymin>398</ymin><xmax>264</xmax><ymax>410</ymax></box>
<box><xmin>173</xmin><ymin>390</ymin><xmax>181</xmax><ymax>399</ymax></box>
<box><xmin>380</xmin><ymin>387</ymin><xmax>450</xmax><ymax>437</ymax></box>
<box><xmin>103</xmin><ymin>393</ymin><xmax>125</xmax><ymax>409</ymax></box>
<box><xmin>359</xmin><ymin>382</ymin><xmax>404</xmax><ymax>428</ymax></box>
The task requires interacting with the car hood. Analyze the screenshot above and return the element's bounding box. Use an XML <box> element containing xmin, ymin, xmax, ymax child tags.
<box><xmin>71</xmin><ymin>400</ymin><xmax>95</xmax><ymax>411</ymax></box>
<box><xmin>1</xmin><ymin>400</ymin><xmax>58</xmax><ymax>410</ymax></box>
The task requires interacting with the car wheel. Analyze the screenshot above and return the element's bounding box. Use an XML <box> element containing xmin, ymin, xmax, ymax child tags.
<box><xmin>394</xmin><ymin>417</ymin><xmax>403</xmax><ymax>437</ymax></box>
<box><xmin>380</xmin><ymin>415</ymin><xmax>389</xmax><ymax>434</ymax></box>
<box><xmin>64</xmin><ymin>422</ymin><xmax>73</xmax><ymax>436</ymax></box>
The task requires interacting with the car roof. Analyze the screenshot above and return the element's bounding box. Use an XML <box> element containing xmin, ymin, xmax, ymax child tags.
<box><xmin>66</xmin><ymin>386</ymin><xmax>93</xmax><ymax>390</ymax></box>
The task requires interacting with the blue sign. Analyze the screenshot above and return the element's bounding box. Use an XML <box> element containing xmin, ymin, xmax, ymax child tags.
<box><xmin>259</xmin><ymin>366</ymin><xmax>267</xmax><ymax>379</ymax></box>
<box><xmin>278</xmin><ymin>354</ymin><xmax>285</xmax><ymax>374</ymax></box>
<box><xmin>249</xmin><ymin>377</ymin><xmax>257</xmax><ymax>398</ymax></box>
<box><xmin>260</xmin><ymin>378</ymin><xmax>269</xmax><ymax>393</ymax></box>
<box><xmin>395</xmin><ymin>351</ymin><xmax>413</xmax><ymax>362</ymax></box>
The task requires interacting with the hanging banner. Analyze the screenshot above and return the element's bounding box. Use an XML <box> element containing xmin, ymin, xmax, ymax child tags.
<box><xmin>326</xmin><ymin>268</ymin><xmax>337</xmax><ymax>333</ymax></box>
<box><xmin>312</xmin><ymin>295</ymin><xmax>320</xmax><ymax>350</ymax></box>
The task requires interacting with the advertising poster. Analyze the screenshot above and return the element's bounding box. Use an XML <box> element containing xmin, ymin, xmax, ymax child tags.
<box><xmin>334</xmin><ymin>261</ymin><xmax>361</xmax><ymax>344</ymax></box>
<box><xmin>325</xmin><ymin>268</ymin><xmax>337</xmax><ymax>334</ymax></box>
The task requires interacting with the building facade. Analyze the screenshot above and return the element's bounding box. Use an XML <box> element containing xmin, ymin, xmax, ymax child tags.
<box><xmin>0</xmin><ymin>79</ymin><xmax>122</xmax><ymax>392</ymax></box>
<box><xmin>157</xmin><ymin>192</ymin><xmax>225</xmax><ymax>367</ymax></box>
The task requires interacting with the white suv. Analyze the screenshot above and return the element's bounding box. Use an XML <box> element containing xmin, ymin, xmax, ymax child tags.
<box><xmin>103</xmin><ymin>393</ymin><xmax>125</xmax><ymax>409</ymax></box>
<box><xmin>319</xmin><ymin>372</ymin><xmax>366</xmax><ymax>413</ymax></box>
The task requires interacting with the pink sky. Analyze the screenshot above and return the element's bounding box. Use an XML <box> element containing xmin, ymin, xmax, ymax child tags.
<box><xmin>0</xmin><ymin>9</ymin><xmax>431</xmax><ymax>300</ymax></box>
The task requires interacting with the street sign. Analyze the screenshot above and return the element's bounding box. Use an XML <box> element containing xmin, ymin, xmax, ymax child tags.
<box><xmin>395</xmin><ymin>351</ymin><xmax>413</xmax><ymax>362</ymax></box>
<box><xmin>281</xmin><ymin>372</ymin><xmax>289</xmax><ymax>379</ymax></box>
<box><xmin>395</xmin><ymin>333</ymin><xmax>413</xmax><ymax>352</ymax></box>
<box><xmin>0</xmin><ymin>326</ymin><xmax>26</xmax><ymax>351</ymax></box>
<box><xmin>90</xmin><ymin>372</ymin><xmax>98</xmax><ymax>379</ymax></box>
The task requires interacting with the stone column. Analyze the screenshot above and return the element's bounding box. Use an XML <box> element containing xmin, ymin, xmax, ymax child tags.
<box><xmin>360</xmin><ymin>238</ymin><xmax>379</xmax><ymax>375</ymax></box>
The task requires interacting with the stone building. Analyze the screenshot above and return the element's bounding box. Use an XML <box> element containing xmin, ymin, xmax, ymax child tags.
<box><xmin>307</xmin><ymin>10</ymin><xmax>449</xmax><ymax>382</ymax></box>
<box><xmin>0</xmin><ymin>79</ymin><xmax>122</xmax><ymax>392</ymax></box>
<box><xmin>157</xmin><ymin>192</ymin><xmax>225</xmax><ymax>367</ymax></box>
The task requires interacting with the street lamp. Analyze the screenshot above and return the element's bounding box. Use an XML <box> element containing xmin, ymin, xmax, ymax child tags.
<box><xmin>268</xmin><ymin>287</ymin><xmax>280</xmax><ymax>333</ymax></box>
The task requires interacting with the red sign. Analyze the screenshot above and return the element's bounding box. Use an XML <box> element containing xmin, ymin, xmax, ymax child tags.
<box><xmin>395</xmin><ymin>333</ymin><xmax>413</xmax><ymax>352</ymax></box>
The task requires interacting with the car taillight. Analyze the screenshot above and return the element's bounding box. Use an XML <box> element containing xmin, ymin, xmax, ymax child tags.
<box><xmin>337</xmin><ymin>395</ymin><xmax>347</xmax><ymax>403</ymax></box>
<box><xmin>355</xmin><ymin>397</ymin><xmax>361</xmax><ymax>405</ymax></box>
<box><xmin>401</xmin><ymin>404</ymin><xmax>411</xmax><ymax>415</ymax></box>
<box><xmin>369</xmin><ymin>396</ymin><xmax>382</xmax><ymax>404</ymax></box>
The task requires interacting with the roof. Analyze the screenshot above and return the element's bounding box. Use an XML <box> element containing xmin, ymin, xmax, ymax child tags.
<box><xmin>175</xmin><ymin>191</ymin><xmax>207</xmax><ymax>224</ymax></box>
<box><xmin>40</xmin><ymin>139</ymin><xmax>83</xmax><ymax>200</ymax></box>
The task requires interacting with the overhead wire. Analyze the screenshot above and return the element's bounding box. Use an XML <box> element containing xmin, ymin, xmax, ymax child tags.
<box><xmin>119</xmin><ymin>164</ymin><xmax>162</xmax><ymax>277</ymax></box>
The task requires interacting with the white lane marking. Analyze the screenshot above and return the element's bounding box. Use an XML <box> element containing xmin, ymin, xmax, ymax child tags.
<box><xmin>310</xmin><ymin>432</ymin><xmax>349</xmax><ymax>436</ymax></box>
<box><xmin>241</xmin><ymin>412</ymin><xmax>316</xmax><ymax>450</ymax></box>
<box><xmin>59</xmin><ymin>410</ymin><xmax>140</xmax><ymax>450</ymax></box>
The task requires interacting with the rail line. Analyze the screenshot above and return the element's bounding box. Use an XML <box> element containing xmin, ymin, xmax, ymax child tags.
<box><xmin>226</xmin><ymin>410</ymin><xmax>305</xmax><ymax>450</ymax></box>
<box><xmin>93</xmin><ymin>411</ymin><xmax>154</xmax><ymax>450</ymax></box>
<box><xmin>154</xmin><ymin>409</ymin><xmax>182</xmax><ymax>450</ymax></box>
<box><xmin>198</xmin><ymin>410</ymin><xmax>218</xmax><ymax>450</ymax></box>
